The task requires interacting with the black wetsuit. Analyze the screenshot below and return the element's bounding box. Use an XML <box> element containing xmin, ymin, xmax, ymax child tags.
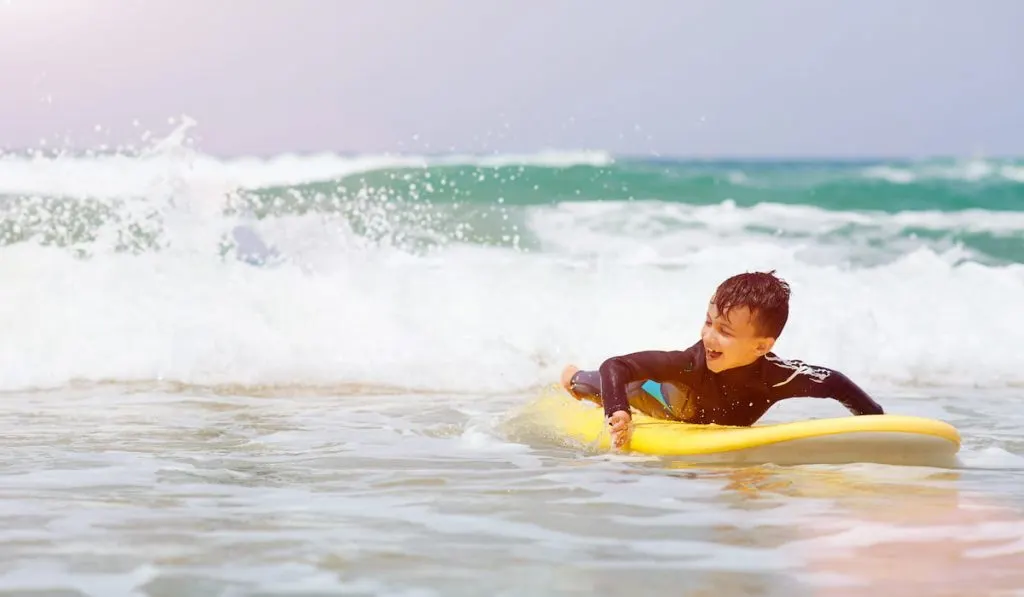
<box><xmin>568</xmin><ymin>340</ymin><xmax>884</xmax><ymax>426</ymax></box>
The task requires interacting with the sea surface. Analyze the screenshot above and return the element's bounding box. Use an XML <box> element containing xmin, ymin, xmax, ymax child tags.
<box><xmin>2</xmin><ymin>126</ymin><xmax>1024</xmax><ymax>595</ymax></box>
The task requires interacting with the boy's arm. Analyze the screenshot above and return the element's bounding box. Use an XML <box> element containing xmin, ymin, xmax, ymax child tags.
<box><xmin>766</xmin><ymin>357</ymin><xmax>884</xmax><ymax>416</ymax></box>
<box><xmin>596</xmin><ymin>345</ymin><xmax>701</xmax><ymax>418</ymax></box>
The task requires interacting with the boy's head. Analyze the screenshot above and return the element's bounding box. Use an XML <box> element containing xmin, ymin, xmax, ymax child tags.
<box><xmin>701</xmin><ymin>270</ymin><xmax>791</xmax><ymax>372</ymax></box>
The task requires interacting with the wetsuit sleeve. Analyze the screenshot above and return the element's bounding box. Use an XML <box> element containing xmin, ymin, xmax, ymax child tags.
<box><xmin>567</xmin><ymin>369</ymin><xmax>602</xmax><ymax>398</ymax></box>
<box><xmin>768</xmin><ymin>361</ymin><xmax>884</xmax><ymax>416</ymax></box>
<box><xmin>597</xmin><ymin>346</ymin><xmax>701</xmax><ymax>418</ymax></box>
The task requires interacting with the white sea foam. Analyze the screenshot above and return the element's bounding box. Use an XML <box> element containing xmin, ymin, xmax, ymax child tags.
<box><xmin>2</xmin><ymin>130</ymin><xmax>1024</xmax><ymax>394</ymax></box>
<box><xmin>862</xmin><ymin>158</ymin><xmax>1023</xmax><ymax>184</ymax></box>
<box><xmin>2</xmin><ymin>208</ymin><xmax>1024</xmax><ymax>394</ymax></box>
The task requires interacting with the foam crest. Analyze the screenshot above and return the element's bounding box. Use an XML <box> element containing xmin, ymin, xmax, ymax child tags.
<box><xmin>3</xmin><ymin>221</ymin><xmax>1024</xmax><ymax>394</ymax></box>
<box><xmin>527</xmin><ymin>200</ymin><xmax>1024</xmax><ymax>266</ymax></box>
<box><xmin>535</xmin><ymin>199</ymin><xmax>1024</xmax><ymax>239</ymax></box>
<box><xmin>862</xmin><ymin>158</ymin><xmax>1024</xmax><ymax>183</ymax></box>
<box><xmin>0</xmin><ymin>143</ymin><xmax>612</xmax><ymax>199</ymax></box>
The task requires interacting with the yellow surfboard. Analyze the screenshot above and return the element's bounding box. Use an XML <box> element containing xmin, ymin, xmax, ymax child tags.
<box><xmin>528</xmin><ymin>389</ymin><xmax>962</xmax><ymax>467</ymax></box>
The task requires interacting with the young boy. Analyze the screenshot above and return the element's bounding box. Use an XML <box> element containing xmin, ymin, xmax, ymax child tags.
<box><xmin>560</xmin><ymin>271</ymin><xmax>884</xmax><ymax>448</ymax></box>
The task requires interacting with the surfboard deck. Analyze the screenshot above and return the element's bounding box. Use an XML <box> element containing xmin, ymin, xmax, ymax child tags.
<box><xmin>529</xmin><ymin>389</ymin><xmax>962</xmax><ymax>467</ymax></box>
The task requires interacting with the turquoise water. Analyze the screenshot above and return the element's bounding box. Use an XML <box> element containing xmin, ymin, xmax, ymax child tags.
<box><xmin>4</xmin><ymin>152</ymin><xmax>1024</xmax><ymax>264</ymax></box>
<box><xmin>1</xmin><ymin>139</ymin><xmax>1024</xmax><ymax>595</ymax></box>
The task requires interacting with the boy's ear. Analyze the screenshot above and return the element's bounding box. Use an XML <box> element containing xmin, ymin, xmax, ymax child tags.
<box><xmin>756</xmin><ymin>337</ymin><xmax>776</xmax><ymax>355</ymax></box>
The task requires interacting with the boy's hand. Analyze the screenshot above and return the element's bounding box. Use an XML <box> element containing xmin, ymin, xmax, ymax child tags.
<box><xmin>560</xmin><ymin>365</ymin><xmax>580</xmax><ymax>393</ymax></box>
<box><xmin>608</xmin><ymin>410</ymin><xmax>632</xmax><ymax>448</ymax></box>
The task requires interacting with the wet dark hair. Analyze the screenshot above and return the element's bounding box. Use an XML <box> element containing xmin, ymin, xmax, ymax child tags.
<box><xmin>711</xmin><ymin>270</ymin><xmax>791</xmax><ymax>338</ymax></box>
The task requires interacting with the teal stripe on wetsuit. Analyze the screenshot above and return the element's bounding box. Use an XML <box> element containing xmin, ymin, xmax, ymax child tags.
<box><xmin>642</xmin><ymin>380</ymin><xmax>669</xmax><ymax>408</ymax></box>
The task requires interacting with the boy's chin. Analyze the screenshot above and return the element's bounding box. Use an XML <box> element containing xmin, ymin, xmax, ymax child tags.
<box><xmin>707</xmin><ymin>355</ymin><xmax>758</xmax><ymax>372</ymax></box>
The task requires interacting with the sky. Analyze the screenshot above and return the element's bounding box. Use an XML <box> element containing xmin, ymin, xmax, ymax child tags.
<box><xmin>1</xmin><ymin>0</ymin><xmax>1022</xmax><ymax>158</ymax></box>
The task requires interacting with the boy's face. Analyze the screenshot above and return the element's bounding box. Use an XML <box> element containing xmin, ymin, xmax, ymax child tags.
<box><xmin>700</xmin><ymin>299</ymin><xmax>775</xmax><ymax>372</ymax></box>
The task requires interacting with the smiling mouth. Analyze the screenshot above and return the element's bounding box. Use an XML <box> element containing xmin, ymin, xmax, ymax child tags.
<box><xmin>705</xmin><ymin>347</ymin><xmax>723</xmax><ymax>360</ymax></box>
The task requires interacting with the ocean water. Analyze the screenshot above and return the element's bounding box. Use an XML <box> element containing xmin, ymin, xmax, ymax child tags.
<box><xmin>2</xmin><ymin>125</ymin><xmax>1024</xmax><ymax>595</ymax></box>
